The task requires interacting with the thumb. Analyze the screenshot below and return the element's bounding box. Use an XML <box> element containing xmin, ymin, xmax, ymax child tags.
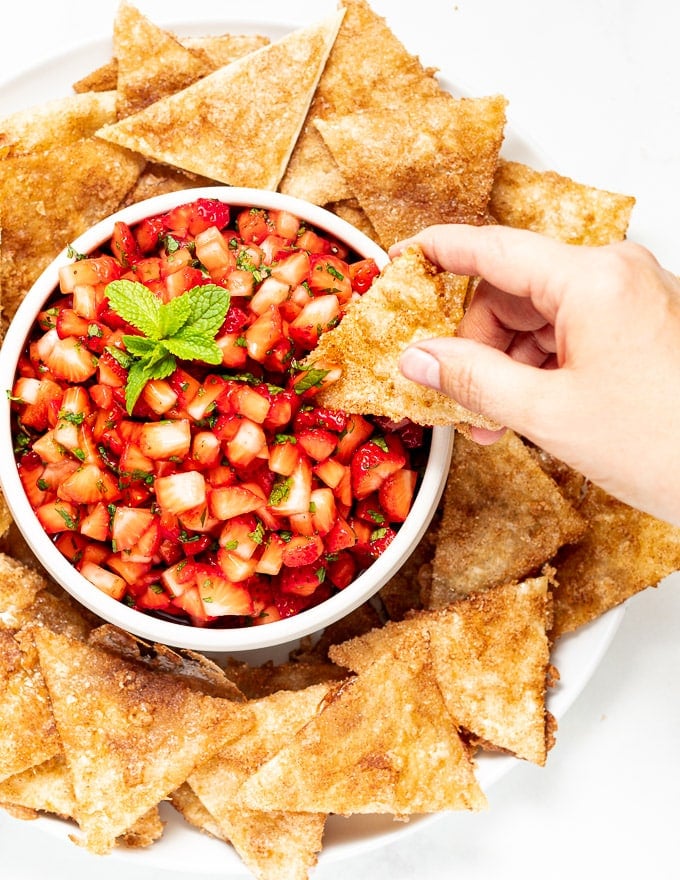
<box><xmin>399</xmin><ymin>337</ymin><xmax>558</xmax><ymax>437</ymax></box>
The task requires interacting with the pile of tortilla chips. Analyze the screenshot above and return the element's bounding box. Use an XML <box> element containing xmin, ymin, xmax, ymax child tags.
<box><xmin>1</xmin><ymin>2</ymin><xmax>679</xmax><ymax>879</ymax></box>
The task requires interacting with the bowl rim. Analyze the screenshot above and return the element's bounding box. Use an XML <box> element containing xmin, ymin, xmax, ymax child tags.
<box><xmin>0</xmin><ymin>185</ymin><xmax>453</xmax><ymax>652</ymax></box>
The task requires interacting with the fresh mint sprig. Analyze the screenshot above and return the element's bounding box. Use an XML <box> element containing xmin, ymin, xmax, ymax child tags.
<box><xmin>104</xmin><ymin>279</ymin><xmax>230</xmax><ymax>414</ymax></box>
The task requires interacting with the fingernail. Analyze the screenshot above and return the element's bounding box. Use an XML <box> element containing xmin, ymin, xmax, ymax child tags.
<box><xmin>399</xmin><ymin>347</ymin><xmax>441</xmax><ymax>391</ymax></box>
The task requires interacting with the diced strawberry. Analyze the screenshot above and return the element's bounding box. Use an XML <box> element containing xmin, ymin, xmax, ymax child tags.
<box><xmin>53</xmin><ymin>531</ymin><xmax>89</xmax><ymax>564</ymax></box>
<box><xmin>185</xmin><ymin>375</ymin><xmax>227</xmax><ymax>422</ymax></box>
<box><xmin>268</xmin><ymin>436</ymin><xmax>299</xmax><ymax>476</ymax></box>
<box><xmin>225</xmin><ymin>419</ymin><xmax>267</xmax><ymax>468</ymax></box>
<box><xmin>310</xmin><ymin>487</ymin><xmax>337</xmax><ymax>536</ymax></box>
<box><xmin>40</xmin><ymin>459</ymin><xmax>81</xmax><ymax>491</ymax></box>
<box><xmin>155</xmin><ymin>470</ymin><xmax>206</xmax><ymax>516</ymax></box>
<box><xmin>135</xmin><ymin>584</ymin><xmax>172</xmax><ymax>612</ymax></box>
<box><xmin>17</xmin><ymin>452</ymin><xmax>49</xmax><ymax>508</ymax></box>
<box><xmin>161</xmin><ymin>559</ymin><xmax>196</xmax><ymax>597</ymax></box>
<box><xmin>245</xmin><ymin>304</ymin><xmax>284</xmax><ymax>363</ymax></box>
<box><xmin>107</xmin><ymin>554</ymin><xmax>153</xmax><ymax>586</ymax></box>
<box><xmin>334</xmin><ymin>413</ymin><xmax>374</xmax><ymax>463</ymax></box>
<box><xmin>169</xmin><ymin>367</ymin><xmax>201</xmax><ymax>409</ymax></box>
<box><xmin>281</xmin><ymin>533</ymin><xmax>324</xmax><ymax>568</ymax></box>
<box><xmin>216</xmin><ymin>332</ymin><xmax>249</xmax><ymax>368</ymax></box>
<box><xmin>196</xmin><ymin>566</ymin><xmax>253</xmax><ymax>617</ymax></box>
<box><xmin>271</xmin><ymin>250</ymin><xmax>309</xmax><ymax>286</ymax></box>
<box><xmin>208</xmin><ymin>484</ymin><xmax>264</xmax><ymax>520</ymax></box>
<box><xmin>255</xmin><ymin>533</ymin><xmax>286</xmax><ymax>575</ymax></box>
<box><xmin>35</xmin><ymin>500</ymin><xmax>79</xmax><ymax>533</ymax></box>
<box><xmin>189</xmin><ymin>431</ymin><xmax>222</xmax><ymax>470</ymax></box>
<box><xmin>111</xmin><ymin>506</ymin><xmax>156</xmax><ymax>553</ymax></box>
<box><xmin>97</xmin><ymin>349</ymin><xmax>127</xmax><ymax>387</ymax></box>
<box><xmin>171</xmin><ymin>585</ymin><xmax>212</xmax><ymax>625</ymax></box>
<box><xmin>16</xmin><ymin>377</ymin><xmax>63</xmax><ymax>431</ymax></box>
<box><xmin>313</xmin><ymin>457</ymin><xmax>347</xmax><ymax>490</ymax></box>
<box><xmin>126</xmin><ymin>518</ymin><xmax>162</xmax><ymax>563</ymax></box>
<box><xmin>279</xmin><ymin>563</ymin><xmax>324</xmax><ymax>596</ymax></box>
<box><xmin>218</xmin><ymin>514</ymin><xmax>261</xmax><ymax>559</ymax></box>
<box><xmin>138</xmin><ymin>419</ymin><xmax>191</xmax><ymax>460</ymax></box>
<box><xmin>80</xmin><ymin>502</ymin><xmax>111</xmax><ymax>542</ymax></box>
<box><xmin>249</xmin><ymin>276</ymin><xmax>290</xmax><ymax>315</ymax></box>
<box><xmin>308</xmin><ymin>254</ymin><xmax>352</xmax><ymax>302</ymax></box>
<box><xmin>80</xmin><ymin>560</ymin><xmax>127</xmax><ymax>600</ymax></box>
<box><xmin>141</xmin><ymin>379</ymin><xmax>178</xmax><ymax>415</ymax></box>
<box><xmin>296</xmin><ymin>427</ymin><xmax>337</xmax><ymax>462</ymax></box>
<box><xmin>267</xmin><ymin>456</ymin><xmax>312</xmax><ymax>517</ymax></box>
<box><xmin>349</xmin><ymin>258</ymin><xmax>380</xmax><ymax>294</ymax></box>
<box><xmin>350</xmin><ymin>435</ymin><xmax>407</xmax><ymax>500</ymax></box>
<box><xmin>325</xmin><ymin>552</ymin><xmax>358</xmax><ymax>589</ymax></box>
<box><xmin>236</xmin><ymin>207</ymin><xmax>271</xmax><ymax>244</ymax></box>
<box><xmin>111</xmin><ymin>220</ymin><xmax>143</xmax><ymax>268</ymax></box>
<box><xmin>379</xmin><ymin>468</ymin><xmax>418</xmax><ymax>523</ymax></box>
<box><xmin>58</xmin><ymin>255</ymin><xmax>121</xmax><ymax>293</ymax></box>
<box><xmin>164</xmin><ymin>264</ymin><xmax>205</xmax><ymax>299</ymax></box>
<box><xmin>324</xmin><ymin>515</ymin><xmax>357</xmax><ymax>553</ymax></box>
<box><xmin>289</xmin><ymin>294</ymin><xmax>340</xmax><ymax>349</ymax></box>
<box><xmin>38</xmin><ymin>330</ymin><xmax>98</xmax><ymax>383</ymax></box>
<box><xmin>230</xmin><ymin>384</ymin><xmax>271</xmax><ymax>423</ymax></box>
<box><xmin>56</xmin><ymin>308</ymin><xmax>91</xmax><ymax>339</ymax></box>
<box><xmin>194</xmin><ymin>225</ymin><xmax>235</xmax><ymax>273</ymax></box>
<box><xmin>294</xmin><ymin>406</ymin><xmax>347</xmax><ymax>434</ymax></box>
<box><xmin>58</xmin><ymin>463</ymin><xmax>121</xmax><ymax>505</ymax></box>
<box><xmin>215</xmin><ymin>549</ymin><xmax>258</xmax><ymax>582</ymax></box>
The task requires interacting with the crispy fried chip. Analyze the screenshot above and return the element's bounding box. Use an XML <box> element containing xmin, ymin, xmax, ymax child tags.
<box><xmin>490</xmin><ymin>159</ymin><xmax>636</xmax><ymax>244</ymax></box>
<box><xmin>426</xmin><ymin>432</ymin><xmax>586</xmax><ymax>606</ymax></box>
<box><xmin>279</xmin><ymin>0</ymin><xmax>442</xmax><ymax>205</ymax></box>
<box><xmin>0</xmin><ymin>138</ymin><xmax>144</xmax><ymax>325</ymax></box>
<box><xmin>120</xmin><ymin>162</ymin><xmax>217</xmax><ymax>206</ymax></box>
<box><xmin>550</xmin><ymin>483</ymin><xmax>680</xmax><ymax>637</ymax></box>
<box><xmin>0</xmin><ymin>755</ymin><xmax>75</xmax><ymax>819</ymax></box>
<box><xmin>0</xmin><ymin>91</ymin><xmax>117</xmax><ymax>157</ymax></box>
<box><xmin>236</xmin><ymin>650</ymin><xmax>487</xmax><ymax>816</ymax></box>
<box><xmin>33</xmin><ymin>628</ymin><xmax>253</xmax><ymax>854</ymax></box>
<box><xmin>0</xmin><ymin>553</ymin><xmax>49</xmax><ymax>622</ymax></box>
<box><xmin>0</xmin><ymin>629</ymin><xmax>61</xmax><ymax>783</ymax></box>
<box><xmin>189</xmin><ymin>684</ymin><xmax>331</xmax><ymax>880</ymax></box>
<box><xmin>0</xmin><ymin>493</ymin><xmax>13</xmax><ymax>542</ymax></box>
<box><xmin>315</xmin><ymin>93</ymin><xmax>507</xmax><ymax>247</ymax></box>
<box><xmin>331</xmin><ymin>575</ymin><xmax>554</xmax><ymax>765</ymax></box>
<box><xmin>96</xmin><ymin>11</ymin><xmax>344</xmax><ymax>190</ymax></box>
<box><xmin>309</xmin><ymin>245</ymin><xmax>493</xmax><ymax>428</ymax></box>
<box><xmin>182</xmin><ymin>33</ymin><xmax>271</xmax><ymax>67</ymax></box>
<box><xmin>113</xmin><ymin>0</ymin><xmax>214</xmax><ymax>118</ymax></box>
<box><xmin>169</xmin><ymin>782</ymin><xmax>228</xmax><ymax>841</ymax></box>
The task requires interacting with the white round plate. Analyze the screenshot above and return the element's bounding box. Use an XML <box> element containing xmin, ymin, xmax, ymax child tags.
<box><xmin>0</xmin><ymin>12</ymin><xmax>624</xmax><ymax>874</ymax></box>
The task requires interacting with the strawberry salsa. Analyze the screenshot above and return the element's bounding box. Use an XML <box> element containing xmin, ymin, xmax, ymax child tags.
<box><xmin>10</xmin><ymin>197</ymin><xmax>428</xmax><ymax>628</ymax></box>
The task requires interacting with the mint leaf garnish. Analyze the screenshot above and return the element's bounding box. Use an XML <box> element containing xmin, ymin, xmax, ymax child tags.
<box><xmin>104</xmin><ymin>279</ymin><xmax>230</xmax><ymax>413</ymax></box>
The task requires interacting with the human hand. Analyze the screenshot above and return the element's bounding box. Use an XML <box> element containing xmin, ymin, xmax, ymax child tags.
<box><xmin>394</xmin><ymin>224</ymin><xmax>680</xmax><ymax>526</ymax></box>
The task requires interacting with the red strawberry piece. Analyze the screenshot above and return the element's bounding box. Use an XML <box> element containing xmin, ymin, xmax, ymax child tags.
<box><xmin>194</xmin><ymin>564</ymin><xmax>253</xmax><ymax>616</ymax></box>
<box><xmin>80</xmin><ymin>560</ymin><xmax>127</xmax><ymax>600</ymax></box>
<box><xmin>155</xmin><ymin>470</ymin><xmax>207</xmax><ymax>516</ymax></box>
<box><xmin>110</xmin><ymin>506</ymin><xmax>156</xmax><ymax>553</ymax></box>
<box><xmin>57</xmin><ymin>463</ymin><xmax>121</xmax><ymax>505</ymax></box>
<box><xmin>281</xmin><ymin>534</ymin><xmax>324</xmax><ymax>568</ymax></box>
<box><xmin>350</xmin><ymin>435</ymin><xmax>407</xmax><ymax>500</ymax></box>
<box><xmin>378</xmin><ymin>468</ymin><xmax>418</xmax><ymax>522</ymax></box>
<box><xmin>296</xmin><ymin>427</ymin><xmax>337</xmax><ymax>462</ymax></box>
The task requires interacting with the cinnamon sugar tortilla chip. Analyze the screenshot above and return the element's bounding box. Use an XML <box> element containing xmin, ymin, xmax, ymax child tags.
<box><xmin>189</xmin><ymin>684</ymin><xmax>330</xmax><ymax>880</ymax></box>
<box><xmin>0</xmin><ymin>91</ymin><xmax>117</xmax><ymax>157</ymax></box>
<box><xmin>236</xmin><ymin>649</ymin><xmax>487</xmax><ymax>816</ymax></box>
<box><xmin>427</xmin><ymin>431</ymin><xmax>586</xmax><ymax>606</ymax></box>
<box><xmin>169</xmin><ymin>782</ymin><xmax>228</xmax><ymax>841</ymax></box>
<box><xmin>0</xmin><ymin>553</ymin><xmax>49</xmax><ymax>622</ymax></box>
<box><xmin>113</xmin><ymin>0</ymin><xmax>214</xmax><ymax>118</ymax></box>
<box><xmin>309</xmin><ymin>245</ymin><xmax>494</xmax><ymax>428</ymax></box>
<box><xmin>96</xmin><ymin>11</ymin><xmax>344</xmax><ymax>190</ymax></box>
<box><xmin>182</xmin><ymin>33</ymin><xmax>271</xmax><ymax>68</ymax></box>
<box><xmin>0</xmin><ymin>138</ymin><xmax>144</xmax><ymax>325</ymax></box>
<box><xmin>33</xmin><ymin>628</ymin><xmax>253</xmax><ymax>854</ymax></box>
<box><xmin>279</xmin><ymin>0</ymin><xmax>442</xmax><ymax>205</ymax></box>
<box><xmin>550</xmin><ymin>482</ymin><xmax>680</xmax><ymax>637</ymax></box>
<box><xmin>0</xmin><ymin>629</ymin><xmax>61</xmax><ymax>783</ymax></box>
<box><xmin>315</xmin><ymin>93</ymin><xmax>507</xmax><ymax>247</ymax></box>
<box><xmin>490</xmin><ymin>159</ymin><xmax>635</xmax><ymax>244</ymax></box>
<box><xmin>331</xmin><ymin>575</ymin><xmax>555</xmax><ymax>765</ymax></box>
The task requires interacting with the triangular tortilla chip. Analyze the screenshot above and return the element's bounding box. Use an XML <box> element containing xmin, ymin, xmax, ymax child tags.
<box><xmin>279</xmin><ymin>0</ymin><xmax>442</xmax><ymax>205</ymax></box>
<box><xmin>0</xmin><ymin>492</ymin><xmax>11</xmax><ymax>541</ymax></box>
<box><xmin>308</xmin><ymin>245</ymin><xmax>495</xmax><ymax>428</ymax></box>
<box><xmin>113</xmin><ymin>0</ymin><xmax>214</xmax><ymax>118</ymax></box>
<box><xmin>490</xmin><ymin>159</ymin><xmax>635</xmax><ymax>245</ymax></box>
<box><xmin>236</xmin><ymin>650</ymin><xmax>487</xmax><ymax>816</ymax></box>
<box><xmin>0</xmin><ymin>138</ymin><xmax>144</xmax><ymax>325</ymax></box>
<box><xmin>0</xmin><ymin>754</ymin><xmax>164</xmax><ymax>849</ymax></box>
<box><xmin>33</xmin><ymin>628</ymin><xmax>253</xmax><ymax>854</ymax></box>
<box><xmin>169</xmin><ymin>782</ymin><xmax>228</xmax><ymax>841</ymax></box>
<box><xmin>189</xmin><ymin>684</ymin><xmax>330</xmax><ymax>880</ymax></box>
<box><xmin>315</xmin><ymin>93</ymin><xmax>507</xmax><ymax>247</ymax></box>
<box><xmin>182</xmin><ymin>33</ymin><xmax>271</xmax><ymax>68</ymax></box>
<box><xmin>0</xmin><ymin>629</ymin><xmax>61</xmax><ymax>783</ymax></box>
<box><xmin>96</xmin><ymin>11</ymin><xmax>344</xmax><ymax>190</ymax></box>
<box><xmin>0</xmin><ymin>91</ymin><xmax>117</xmax><ymax>157</ymax></box>
<box><xmin>331</xmin><ymin>575</ymin><xmax>555</xmax><ymax>765</ymax></box>
<box><xmin>0</xmin><ymin>553</ymin><xmax>49</xmax><ymax>622</ymax></box>
<box><xmin>550</xmin><ymin>482</ymin><xmax>680</xmax><ymax>637</ymax></box>
<box><xmin>426</xmin><ymin>431</ymin><xmax>586</xmax><ymax>605</ymax></box>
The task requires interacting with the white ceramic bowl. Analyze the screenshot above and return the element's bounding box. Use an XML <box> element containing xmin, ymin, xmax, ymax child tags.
<box><xmin>0</xmin><ymin>186</ymin><xmax>453</xmax><ymax>653</ymax></box>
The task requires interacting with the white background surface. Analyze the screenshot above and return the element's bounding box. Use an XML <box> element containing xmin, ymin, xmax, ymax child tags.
<box><xmin>1</xmin><ymin>1</ymin><xmax>680</xmax><ymax>878</ymax></box>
